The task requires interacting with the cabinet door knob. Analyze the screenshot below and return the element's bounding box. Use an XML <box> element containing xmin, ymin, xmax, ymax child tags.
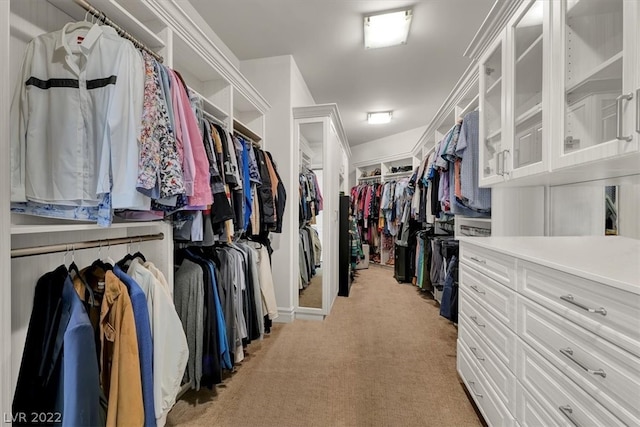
<box><xmin>559</xmin><ymin>405</ymin><xmax>582</xmax><ymax>427</ymax></box>
<box><xmin>616</xmin><ymin>92</ymin><xmax>633</xmax><ymax>142</ymax></box>
<box><xmin>560</xmin><ymin>294</ymin><xmax>607</xmax><ymax>316</ymax></box>
<box><xmin>470</xmin><ymin>285</ymin><xmax>485</xmax><ymax>295</ymax></box>
<box><xmin>470</xmin><ymin>346</ymin><xmax>485</xmax><ymax>361</ymax></box>
<box><xmin>636</xmin><ymin>88</ymin><xmax>640</xmax><ymax>134</ymax></box>
<box><xmin>559</xmin><ymin>348</ymin><xmax>606</xmax><ymax>378</ymax></box>
<box><xmin>470</xmin><ymin>315</ymin><xmax>486</xmax><ymax>328</ymax></box>
<box><xmin>468</xmin><ymin>381</ymin><xmax>483</xmax><ymax>398</ymax></box>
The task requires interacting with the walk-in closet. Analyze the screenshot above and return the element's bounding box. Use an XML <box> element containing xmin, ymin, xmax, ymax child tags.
<box><xmin>1</xmin><ymin>0</ymin><xmax>638</xmax><ymax>426</ymax></box>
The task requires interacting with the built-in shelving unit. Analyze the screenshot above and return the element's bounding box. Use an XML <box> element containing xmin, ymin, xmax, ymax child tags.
<box><xmin>2</xmin><ymin>0</ymin><xmax>273</xmax><ymax>414</ymax></box>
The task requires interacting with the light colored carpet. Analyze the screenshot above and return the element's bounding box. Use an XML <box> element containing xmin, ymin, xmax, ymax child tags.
<box><xmin>299</xmin><ymin>267</ymin><xmax>323</xmax><ymax>308</ymax></box>
<box><xmin>167</xmin><ymin>265</ymin><xmax>482</xmax><ymax>427</ymax></box>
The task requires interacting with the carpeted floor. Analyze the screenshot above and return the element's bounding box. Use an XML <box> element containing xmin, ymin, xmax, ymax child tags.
<box><xmin>299</xmin><ymin>267</ymin><xmax>323</xmax><ymax>308</ymax></box>
<box><xmin>167</xmin><ymin>265</ymin><xmax>482</xmax><ymax>427</ymax></box>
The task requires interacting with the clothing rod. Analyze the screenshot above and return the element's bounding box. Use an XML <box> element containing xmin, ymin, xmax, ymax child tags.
<box><xmin>233</xmin><ymin>128</ymin><xmax>262</xmax><ymax>148</ymax></box>
<box><xmin>73</xmin><ymin>0</ymin><xmax>164</xmax><ymax>63</ymax></box>
<box><xmin>358</xmin><ymin>176</ymin><xmax>381</xmax><ymax>181</ymax></box>
<box><xmin>11</xmin><ymin>232</ymin><xmax>165</xmax><ymax>259</ymax></box>
<box><xmin>202</xmin><ymin>110</ymin><xmax>227</xmax><ymax>128</ymax></box>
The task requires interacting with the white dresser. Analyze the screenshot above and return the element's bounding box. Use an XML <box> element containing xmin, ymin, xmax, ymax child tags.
<box><xmin>457</xmin><ymin>236</ymin><xmax>640</xmax><ymax>427</ymax></box>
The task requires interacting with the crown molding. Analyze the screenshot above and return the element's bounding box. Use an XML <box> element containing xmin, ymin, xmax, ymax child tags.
<box><xmin>463</xmin><ymin>0</ymin><xmax>525</xmax><ymax>60</ymax></box>
<box><xmin>412</xmin><ymin>62</ymin><xmax>479</xmax><ymax>153</ymax></box>
<box><xmin>293</xmin><ymin>104</ymin><xmax>351</xmax><ymax>158</ymax></box>
<box><xmin>145</xmin><ymin>0</ymin><xmax>270</xmax><ymax>113</ymax></box>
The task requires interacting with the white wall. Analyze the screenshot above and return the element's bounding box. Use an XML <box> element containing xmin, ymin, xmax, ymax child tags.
<box><xmin>351</xmin><ymin>125</ymin><xmax>427</xmax><ymax>166</ymax></box>
<box><xmin>291</xmin><ymin>58</ymin><xmax>315</xmax><ymax>107</ymax></box>
<box><xmin>240</xmin><ymin>55</ymin><xmax>316</xmax><ymax>322</ymax></box>
<box><xmin>180</xmin><ymin>0</ymin><xmax>241</xmax><ymax>69</ymax></box>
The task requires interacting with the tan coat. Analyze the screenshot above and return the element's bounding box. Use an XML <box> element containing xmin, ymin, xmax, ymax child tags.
<box><xmin>101</xmin><ymin>270</ymin><xmax>144</xmax><ymax>427</ymax></box>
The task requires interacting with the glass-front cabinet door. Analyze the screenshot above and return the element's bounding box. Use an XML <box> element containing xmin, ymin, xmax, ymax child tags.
<box><xmin>479</xmin><ymin>30</ymin><xmax>507</xmax><ymax>186</ymax></box>
<box><xmin>554</xmin><ymin>0</ymin><xmax>639</xmax><ymax>169</ymax></box>
<box><xmin>509</xmin><ymin>0</ymin><xmax>548</xmax><ymax>179</ymax></box>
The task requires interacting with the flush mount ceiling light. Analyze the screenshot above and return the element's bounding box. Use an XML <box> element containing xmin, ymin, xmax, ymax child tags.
<box><xmin>364</xmin><ymin>9</ymin><xmax>412</xmax><ymax>49</ymax></box>
<box><xmin>367</xmin><ymin>111</ymin><xmax>393</xmax><ymax>124</ymax></box>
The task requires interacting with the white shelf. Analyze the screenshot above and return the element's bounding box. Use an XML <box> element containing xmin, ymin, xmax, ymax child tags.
<box><xmin>190</xmin><ymin>87</ymin><xmax>229</xmax><ymax>122</ymax></box>
<box><xmin>458</xmin><ymin>217</ymin><xmax>492</xmax><ymax>223</ymax></box>
<box><xmin>516</xmin><ymin>34</ymin><xmax>542</xmax><ymax>64</ymax></box>
<box><xmin>11</xmin><ymin>220</ymin><xmax>166</xmax><ymax>235</ymax></box>
<box><xmin>357</xmin><ymin>175</ymin><xmax>381</xmax><ymax>182</ymax></box>
<box><xmin>460</xmin><ymin>94</ymin><xmax>480</xmax><ymax>117</ymax></box>
<box><xmin>487</xmin><ymin>129</ymin><xmax>502</xmax><ymax>140</ymax></box>
<box><xmin>383</xmin><ymin>171</ymin><xmax>413</xmax><ymax>180</ymax></box>
<box><xmin>515</xmin><ymin>104</ymin><xmax>542</xmax><ymax>127</ymax></box>
<box><xmin>233</xmin><ymin>118</ymin><xmax>262</xmax><ymax>142</ymax></box>
<box><xmin>566</xmin><ymin>52</ymin><xmax>623</xmax><ymax>94</ymax></box>
<box><xmin>486</xmin><ymin>76</ymin><xmax>502</xmax><ymax>96</ymax></box>
<box><xmin>47</xmin><ymin>0</ymin><xmax>165</xmax><ymax>51</ymax></box>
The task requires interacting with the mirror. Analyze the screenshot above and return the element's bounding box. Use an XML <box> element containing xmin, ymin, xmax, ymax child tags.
<box><xmin>604</xmin><ymin>186</ymin><xmax>618</xmax><ymax>235</ymax></box>
<box><xmin>549</xmin><ymin>177</ymin><xmax>638</xmax><ymax>238</ymax></box>
<box><xmin>298</xmin><ymin>121</ymin><xmax>324</xmax><ymax>309</ymax></box>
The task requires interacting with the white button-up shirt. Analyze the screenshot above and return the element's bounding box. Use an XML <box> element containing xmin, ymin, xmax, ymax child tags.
<box><xmin>11</xmin><ymin>23</ymin><xmax>149</xmax><ymax>209</ymax></box>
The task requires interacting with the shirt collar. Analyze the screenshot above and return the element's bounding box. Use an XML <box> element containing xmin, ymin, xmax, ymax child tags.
<box><xmin>56</xmin><ymin>22</ymin><xmax>103</xmax><ymax>55</ymax></box>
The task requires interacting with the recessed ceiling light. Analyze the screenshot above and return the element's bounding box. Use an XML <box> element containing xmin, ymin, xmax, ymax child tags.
<box><xmin>367</xmin><ymin>111</ymin><xmax>393</xmax><ymax>124</ymax></box>
<box><xmin>364</xmin><ymin>9</ymin><xmax>412</xmax><ymax>49</ymax></box>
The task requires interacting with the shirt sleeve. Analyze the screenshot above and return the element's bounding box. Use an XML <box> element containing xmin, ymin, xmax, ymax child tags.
<box><xmin>10</xmin><ymin>41</ymin><xmax>34</xmax><ymax>203</ymax></box>
<box><xmin>108</xmin><ymin>42</ymin><xmax>150</xmax><ymax>209</ymax></box>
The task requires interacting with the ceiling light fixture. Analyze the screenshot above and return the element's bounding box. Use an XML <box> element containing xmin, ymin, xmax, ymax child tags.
<box><xmin>364</xmin><ymin>9</ymin><xmax>412</xmax><ymax>49</ymax></box>
<box><xmin>367</xmin><ymin>111</ymin><xmax>393</xmax><ymax>124</ymax></box>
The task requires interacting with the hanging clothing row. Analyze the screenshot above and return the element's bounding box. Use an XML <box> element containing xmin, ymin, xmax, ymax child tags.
<box><xmin>13</xmin><ymin>250</ymin><xmax>186</xmax><ymax>427</ymax></box>
<box><xmin>299</xmin><ymin>167</ymin><xmax>323</xmax><ymax>226</ymax></box>
<box><xmin>350</xmin><ymin>177</ymin><xmax>413</xmax><ymax>265</ymax></box>
<box><xmin>410</xmin><ymin>110</ymin><xmax>490</xmax><ymax>224</ymax></box>
<box><xmin>174</xmin><ymin>242</ymin><xmax>278</xmax><ymax>391</ymax></box>
<box><xmin>298</xmin><ymin>225</ymin><xmax>321</xmax><ymax>289</ymax></box>
<box><xmin>9</xmin><ymin>20</ymin><xmax>286</xmax><ymax>236</ymax></box>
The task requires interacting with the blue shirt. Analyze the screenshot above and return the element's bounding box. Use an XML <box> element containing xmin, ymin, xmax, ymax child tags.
<box><xmin>113</xmin><ymin>265</ymin><xmax>156</xmax><ymax>427</ymax></box>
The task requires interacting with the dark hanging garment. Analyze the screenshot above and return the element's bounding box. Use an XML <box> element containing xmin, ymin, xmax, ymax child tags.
<box><xmin>265</xmin><ymin>151</ymin><xmax>287</xmax><ymax>233</ymax></box>
<box><xmin>13</xmin><ymin>266</ymin><xmax>102</xmax><ymax>427</ymax></box>
<box><xmin>179</xmin><ymin>250</ymin><xmax>222</xmax><ymax>386</ymax></box>
<box><xmin>254</xmin><ymin>149</ymin><xmax>275</xmax><ymax>228</ymax></box>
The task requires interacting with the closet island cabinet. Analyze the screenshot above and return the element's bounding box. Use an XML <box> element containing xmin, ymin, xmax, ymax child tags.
<box><xmin>477</xmin><ymin>0</ymin><xmax>640</xmax><ymax>188</ymax></box>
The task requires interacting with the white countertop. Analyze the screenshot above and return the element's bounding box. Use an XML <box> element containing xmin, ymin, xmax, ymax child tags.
<box><xmin>458</xmin><ymin>236</ymin><xmax>640</xmax><ymax>293</ymax></box>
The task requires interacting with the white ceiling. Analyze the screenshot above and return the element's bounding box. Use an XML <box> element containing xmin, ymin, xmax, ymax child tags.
<box><xmin>189</xmin><ymin>0</ymin><xmax>495</xmax><ymax>146</ymax></box>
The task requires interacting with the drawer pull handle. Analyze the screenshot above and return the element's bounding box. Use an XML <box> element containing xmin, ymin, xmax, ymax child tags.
<box><xmin>468</xmin><ymin>381</ymin><xmax>483</xmax><ymax>398</ymax></box>
<box><xmin>470</xmin><ymin>256</ymin><xmax>487</xmax><ymax>265</ymax></box>
<box><xmin>470</xmin><ymin>285</ymin><xmax>485</xmax><ymax>295</ymax></box>
<box><xmin>560</xmin><ymin>348</ymin><xmax>607</xmax><ymax>378</ymax></box>
<box><xmin>559</xmin><ymin>405</ymin><xmax>582</xmax><ymax>427</ymax></box>
<box><xmin>470</xmin><ymin>347</ymin><xmax>485</xmax><ymax>361</ymax></box>
<box><xmin>470</xmin><ymin>315</ymin><xmax>485</xmax><ymax>328</ymax></box>
<box><xmin>560</xmin><ymin>294</ymin><xmax>607</xmax><ymax>316</ymax></box>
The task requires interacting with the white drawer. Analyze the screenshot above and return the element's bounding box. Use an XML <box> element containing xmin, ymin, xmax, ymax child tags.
<box><xmin>518</xmin><ymin>260</ymin><xmax>640</xmax><ymax>357</ymax></box>
<box><xmin>460</xmin><ymin>266</ymin><xmax>517</xmax><ymax>331</ymax></box>
<box><xmin>516</xmin><ymin>380</ymin><xmax>568</xmax><ymax>427</ymax></box>
<box><xmin>459</xmin><ymin>319</ymin><xmax>517</xmax><ymax>413</ymax></box>
<box><xmin>517</xmin><ymin>296</ymin><xmax>640</xmax><ymax>426</ymax></box>
<box><xmin>461</xmin><ymin>244</ymin><xmax>516</xmax><ymax>290</ymax></box>
<box><xmin>516</xmin><ymin>340</ymin><xmax>626</xmax><ymax>427</ymax></box>
<box><xmin>458</xmin><ymin>343</ymin><xmax>516</xmax><ymax>427</ymax></box>
<box><xmin>460</xmin><ymin>289</ymin><xmax>517</xmax><ymax>370</ymax></box>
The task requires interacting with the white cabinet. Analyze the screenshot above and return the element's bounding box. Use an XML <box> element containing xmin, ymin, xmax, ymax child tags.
<box><xmin>479</xmin><ymin>30</ymin><xmax>507</xmax><ymax>185</ymax></box>
<box><xmin>479</xmin><ymin>0</ymin><xmax>550</xmax><ymax>187</ymax></box>
<box><xmin>475</xmin><ymin>0</ymin><xmax>640</xmax><ymax>187</ymax></box>
<box><xmin>553</xmin><ymin>0</ymin><xmax>639</xmax><ymax>170</ymax></box>
<box><xmin>458</xmin><ymin>237</ymin><xmax>640</xmax><ymax>426</ymax></box>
